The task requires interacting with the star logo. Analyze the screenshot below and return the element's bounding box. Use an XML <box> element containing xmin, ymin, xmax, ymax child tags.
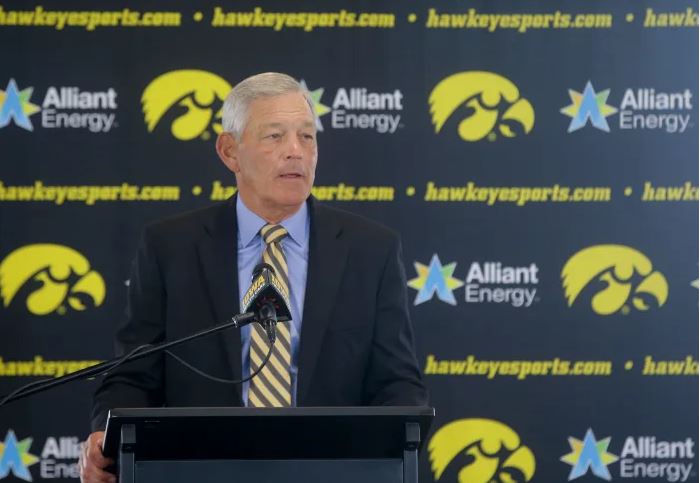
<box><xmin>561</xmin><ymin>81</ymin><xmax>618</xmax><ymax>133</ymax></box>
<box><xmin>0</xmin><ymin>430</ymin><xmax>40</xmax><ymax>481</ymax></box>
<box><xmin>408</xmin><ymin>254</ymin><xmax>464</xmax><ymax>305</ymax></box>
<box><xmin>0</xmin><ymin>79</ymin><xmax>41</xmax><ymax>132</ymax></box>
<box><xmin>561</xmin><ymin>429</ymin><xmax>619</xmax><ymax>481</ymax></box>
<box><xmin>299</xmin><ymin>79</ymin><xmax>330</xmax><ymax>131</ymax></box>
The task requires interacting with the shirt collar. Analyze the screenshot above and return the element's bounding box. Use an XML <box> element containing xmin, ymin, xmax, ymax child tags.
<box><xmin>236</xmin><ymin>196</ymin><xmax>309</xmax><ymax>248</ymax></box>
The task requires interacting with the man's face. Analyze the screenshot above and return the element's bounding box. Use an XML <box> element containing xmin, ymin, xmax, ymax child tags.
<box><xmin>225</xmin><ymin>91</ymin><xmax>317</xmax><ymax>213</ymax></box>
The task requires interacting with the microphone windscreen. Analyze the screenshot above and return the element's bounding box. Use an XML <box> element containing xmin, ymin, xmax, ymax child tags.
<box><xmin>252</xmin><ymin>262</ymin><xmax>275</xmax><ymax>280</ymax></box>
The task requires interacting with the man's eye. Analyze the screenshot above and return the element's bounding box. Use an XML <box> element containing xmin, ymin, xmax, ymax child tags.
<box><xmin>267</xmin><ymin>133</ymin><xmax>282</xmax><ymax>139</ymax></box>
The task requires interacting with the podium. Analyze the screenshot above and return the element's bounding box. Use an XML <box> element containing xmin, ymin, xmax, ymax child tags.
<box><xmin>103</xmin><ymin>406</ymin><xmax>435</xmax><ymax>483</ymax></box>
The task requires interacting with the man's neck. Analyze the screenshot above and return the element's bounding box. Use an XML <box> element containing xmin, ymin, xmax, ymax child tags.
<box><xmin>238</xmin><ymin>191</ymin><xmax>303</xmax><ymax>224</ymax></box>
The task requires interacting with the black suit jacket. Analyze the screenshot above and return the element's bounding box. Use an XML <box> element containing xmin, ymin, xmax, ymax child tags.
<box><xmin>91</xmin><ymin>197</ymin><xmax>427</xmax><ymax>431</ymax></box>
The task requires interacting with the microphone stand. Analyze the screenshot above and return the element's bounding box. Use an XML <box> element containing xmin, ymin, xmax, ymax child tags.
<box><xmin>258</xmin><ymin>302</ymin><xmax>278</xmax><ymax>344</ymax></box>
<box><xmin>0</xmin><ymin>312</ymin><xmax>257</xmax><ymax>408</ymax></box>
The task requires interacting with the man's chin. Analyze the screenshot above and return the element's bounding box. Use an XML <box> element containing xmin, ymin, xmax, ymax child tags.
<box><xmin>270</xmin><ymin>189</ymin><xmax>310</xmax><ymax>209</ymax></box>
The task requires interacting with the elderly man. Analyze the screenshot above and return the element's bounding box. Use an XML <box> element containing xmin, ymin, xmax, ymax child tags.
<box><xmin>80</xmin><ymin>72</ymin><xmax>427</xmax><ymax>483</ymax></box>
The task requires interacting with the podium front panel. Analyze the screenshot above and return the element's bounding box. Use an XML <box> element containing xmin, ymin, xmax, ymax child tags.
<box><xmin>134</xmin><ymin>458</ymin><xmax>403</xmax><ymax>483</ymax></box>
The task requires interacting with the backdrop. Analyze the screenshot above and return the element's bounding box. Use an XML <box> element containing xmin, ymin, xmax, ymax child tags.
<box><xmin>1</xmin><ymin>0</ymin><xmax>698</xmax><ymax>482</ymax></box>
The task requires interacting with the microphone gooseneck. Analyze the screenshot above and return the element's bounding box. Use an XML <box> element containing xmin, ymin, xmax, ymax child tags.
<box><xmin>0</xmin><ymin>263</ymin><xmax>289</xmax><ymax>407</ymax></box>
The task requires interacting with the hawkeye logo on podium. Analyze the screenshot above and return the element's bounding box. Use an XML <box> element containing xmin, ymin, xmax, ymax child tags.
<box><xmin>562</xmin><ymin>244</ymin><xmax>668</xmax><ymax>316</ymax></box>
<box><xmin>561</xmin><ymin>428</ymin><xmax>696</xmax><ymax>482</ymax></box>
<box><xmin>142</xmin><ymin>70</ymin><xmax>232</xmax><ymax>141</ymax></box>
<box><xmin>0</xmin><ymin>430</ymin><xmax>82</xmax><ymax>481</ymax></box>
<box><xmin>0</xmin><ymin>244</ymin><xmax>105</xmax><ymax>316</ymax></box>
<box><xmin>428</xmin><ymin>418</ymin><xmax>536</xmax><ymax>483</ymax></box>
<box><xmin>429</xmin><ymin>71</ymin><xmax>535</xmax><ymax>142</ymax></box>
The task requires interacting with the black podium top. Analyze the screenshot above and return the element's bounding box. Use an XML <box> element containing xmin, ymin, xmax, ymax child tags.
<box><xmin>103</xmin><ymin>406</ymin><xmax>434</xmax><ymax>460</ymax></box>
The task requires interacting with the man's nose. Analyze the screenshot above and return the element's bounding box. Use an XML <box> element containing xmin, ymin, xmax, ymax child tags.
<box><xmin>284</xmin><ymin>134</ymin><xmax>303</xmax><ymax>159</ymax></box>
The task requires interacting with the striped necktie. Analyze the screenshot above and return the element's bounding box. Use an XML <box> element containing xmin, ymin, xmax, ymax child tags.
<box><xmin>247</xmin><ymin>224</ymin><xmax>293</xmax><ymax>407</ymax></box>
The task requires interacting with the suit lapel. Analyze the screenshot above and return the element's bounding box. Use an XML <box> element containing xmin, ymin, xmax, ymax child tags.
<box><xmin>196</xmin><ymin>197</ymin><xmax>242</xmax><ymax>403</ymax></box>
<box><xmin>297</xmin><ymin>200</ymin><xmax>348</xmax><ymax>405</ymax></box>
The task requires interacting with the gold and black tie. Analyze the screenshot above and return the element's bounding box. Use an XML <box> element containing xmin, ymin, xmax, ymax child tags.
<box><xmin>248</xmin><ymin>224</ymin><xmax>293</xmax><ymax>407</ymax></box>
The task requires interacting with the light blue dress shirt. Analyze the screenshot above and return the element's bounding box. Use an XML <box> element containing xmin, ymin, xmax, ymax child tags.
<box><xmin>236</xmin><ymin>196</ymin><xmax>309</xmax><ymax>406</ymax></box>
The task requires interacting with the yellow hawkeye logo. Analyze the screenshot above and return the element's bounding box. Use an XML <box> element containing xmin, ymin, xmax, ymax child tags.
<box><xmin>429</xmin><ymin>72</ymin><xmax>534</xmax><ymax>142</ymax></box>
<box><xmin>428</xmin><ymin>418</ymin><xmax>535</xmax><ymax>483</ymax></box>
<box><xmin>0</xmin><ymin>244</ymin><xmax>106</xmax><ymax>316</ymax></box>
<box><xmin>562</xmin><ymin>244</ymin><xmax>668</xmax><ymax>315</ymax></box>
<box><xmin>142</xmin><ymin>70</ymin><xmax>232</xmax><ymax>141</ymax></box>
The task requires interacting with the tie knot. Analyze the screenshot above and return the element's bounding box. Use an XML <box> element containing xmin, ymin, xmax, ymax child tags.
<box><xmin>261</xmin><ymin>224</ymin><xmax>288</xmax><ymax>244</ymax></box>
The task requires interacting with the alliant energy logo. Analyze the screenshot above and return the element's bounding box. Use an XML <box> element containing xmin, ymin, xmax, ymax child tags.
<box><xmin>562</xmin><ymin>429</ymin><xmax>619</xmax><ymax>480</ymax></box>
<box><xmin>561</xmin><ymin>429</ymin><xmax>696</xmax><ymax>482</ymax></box>
<box><xmin>465</xmin><ymin>262</ymin><xmax>539</xmax><ymax>308</ymax></box>
<box><xmin>562</xmin><ymin>245</ymin><xmax>668</xmax><ymax>316</ymax></box>
<box><xmin>41</xmin><ymin>86</ymin><xmax>117</xmax><ymax>133</ymax></box>
<box><xmin>0</xmin><ymin>244</ymin><xmax>105</xmax><ymax>316</ymax></box>
<box><xmin>0</xmin><ymin>79</ymin><xmax>40</xmax><ymax>131</ymax></box>
<box><xmin>429</xmin><ymin>419</ymin><xmax>536</xmax><ymax>483</ymax></box>
<box><xmin>300</xmin><ymin>79</ymin><xmax>404</xmax><ymax>134</ymax></box>
<box><xmin>408</xmin><ymin>254</ymin><xmax>539</xmax><ymax>308</ymax></box>
<box><xmin>142</xmin><ymin>70</ymin><xmax>232</xmax><ymax>141</ymax></box>
<box><xmin>562</xmin><ymin>81</ymin><xmax>694</xmax><ymax>134</ymax></box>
<box><xmin>617</xmin><ymin>437</ymin><xmax>696</xmax><ymax>482</ymax></box>
<box><xmin>0</xmin><ymin>79</ymin><xmax>117</xmax><ymax>133</ymax></box>
<box><xmin>561</xmin><ymin>81</ymin><xmax>617</xmax><ymax>133</ymax></box>
<box><xmin>619</xmin><ymin>88</ymin><xmax>693</xmax><ymax>133</ymax></box>
<box><xmin>408</xmin><ymin>254</ymin><xmax>463</xmax><ymax>306</ymax></box>
<box><xmin>0</xmin><ymin>430</ymin><xmax>39</xmax><ymax>481</ymax></box>
<box><xmin>0</xmin><ymin>430</ymin><xmax>82</xmax><ymax>481</ymax></box>
<box><xmin>429</xmin><ymin>71</ymin><xmax>534</xmax><ymax>142</ymax></box>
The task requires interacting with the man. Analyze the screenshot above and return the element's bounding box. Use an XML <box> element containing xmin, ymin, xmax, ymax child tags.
<box><xmin>80</xmin><ymin>72</ymin><xmax>427</xmax><ymax>483</ymax></box>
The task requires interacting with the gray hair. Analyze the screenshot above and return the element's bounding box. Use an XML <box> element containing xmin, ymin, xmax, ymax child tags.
<box><xmin>221</xmin><ymin>72</ymin><xmax>316</xmax><ymax>140</ymax></box>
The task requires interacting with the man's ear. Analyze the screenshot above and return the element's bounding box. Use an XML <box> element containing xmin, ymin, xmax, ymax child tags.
<box><xmin>216</xmin><ymin>132</ymin><xmax>240</xmax><ymax>173</ymax></box>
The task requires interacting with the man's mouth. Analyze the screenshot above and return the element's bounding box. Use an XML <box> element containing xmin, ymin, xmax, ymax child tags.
<box><xmin>279</xmin><ymin>173</ymin><xmax>303</xmax><ymax>179</ymax></box>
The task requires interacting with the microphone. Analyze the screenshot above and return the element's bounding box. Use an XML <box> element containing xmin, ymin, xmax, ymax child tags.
<box><xmin>0</xmin><ymin>265</ymin><xmax>288</xmax><ymax>407</ymax></box>
<box><xmin>242</xmin><ymin>263</ymin><xmax>292</xmax><ymax>344</ymax></box>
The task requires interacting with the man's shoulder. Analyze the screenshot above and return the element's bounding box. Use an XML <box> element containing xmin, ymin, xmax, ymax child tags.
<box><xmin>143</xmin><ymin>199</ymin><xmax>232</xmax><ymax>241</ymax></box>
<box><xmin>314</xmin><ymin>201</ymin><xmax>399</xmax><ymax>245</ymax></box>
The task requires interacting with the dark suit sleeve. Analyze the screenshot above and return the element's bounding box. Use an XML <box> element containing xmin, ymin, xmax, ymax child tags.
<box><xmin>363</xmin><ymin>235</ymin><xmax>428</xmax><ymax>406</ymax></box>
<box><xmin>91</xmin><ymin>226</ymin><xmax>166</xmax><ymax>431</ymax></box>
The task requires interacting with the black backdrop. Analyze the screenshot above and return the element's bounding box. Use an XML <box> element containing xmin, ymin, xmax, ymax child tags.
<box><xmin>1</xmin><ymin>1</ymin><xmax>698</xmax><ymax>482</ymax></box>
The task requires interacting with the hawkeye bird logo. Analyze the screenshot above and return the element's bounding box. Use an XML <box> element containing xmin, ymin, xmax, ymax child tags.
<box><xmin>0</xmin><ymin>244</ymin><xmax>106</xmax><ymax>316</ymax></box>
<box><xmin>142</xmin><ymin>70</ymin><xmax>232</xmax><ymax>141</ymax></box>
<box><xmin>562</xmin><ymin>244</ymin><xmax>668</xmax><ymax>316</ymax></box>
<box><xmin>429</xmin><ymin>72</ymin><xmax>534</xmax><ymax>142</ymax></box>
<box><xmin>429</xmin><ymin>418</ymin><xmax>536</xmax><ymax>483</ymax></box>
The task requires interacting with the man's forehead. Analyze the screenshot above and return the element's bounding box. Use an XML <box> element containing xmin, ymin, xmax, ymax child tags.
<box><xmin>257</xmin><ymin>120</ymin><xmax>316</xmax><ymax>129</ymax></box>
<box><xmin>248</xmin><ymin>96</ymin><xmax>314</xmax><ymax>125</ymax></box>
<box><xmin>249</xmin><ymin>92</ymin><xmax>312</xmax><ymax>113</ymax></box>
